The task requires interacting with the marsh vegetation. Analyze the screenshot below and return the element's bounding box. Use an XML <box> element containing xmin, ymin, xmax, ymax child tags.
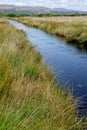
<box><xmin>0</xmin><ymin>18</ymin><xmax>86</xmax><ymax>129</ymax></box>
<box><xmin>13</xmin><ymin>16</ymin><xmax>87</xmax><ymax>48</ymax></box>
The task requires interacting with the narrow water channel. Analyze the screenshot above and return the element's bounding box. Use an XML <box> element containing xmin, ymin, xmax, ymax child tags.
<box><xmin>9</xmin><ymin>20</ymin><xmax>87</xmax><ymax>117</ymax></box>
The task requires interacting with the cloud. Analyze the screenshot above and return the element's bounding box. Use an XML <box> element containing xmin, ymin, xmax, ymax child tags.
<box><xmin>14</xmin><ymin>2</ymin><xmax>26</xmax><ymax>6</ymax></box>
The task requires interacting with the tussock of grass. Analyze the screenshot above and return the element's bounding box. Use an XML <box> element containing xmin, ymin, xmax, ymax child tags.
<box><xmin>0</xmin><ymin>19</ymin><xmax>85</xmax><ymax>129</ymax></box>
<box><xmin>13</xmin><ymin>16</ymin><xmax>87</xmax><ymax>45</ymax></box>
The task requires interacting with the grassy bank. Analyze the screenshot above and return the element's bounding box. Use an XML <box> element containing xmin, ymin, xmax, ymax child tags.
<box><xmin>0</xmin><ymin>18</ymin><xmax>85</xmax><ymax>129</ymax></box>
<box><xmin>13</xmin><ymin>16</ymin><xmax>87</xmax><ymax>46</ymax></box>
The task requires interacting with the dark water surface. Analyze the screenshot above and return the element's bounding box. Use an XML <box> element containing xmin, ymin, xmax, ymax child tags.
<box><xmin>9</xmin><ymin>20</ymin><xmax>87</xmax><ymax>116</ymax></box>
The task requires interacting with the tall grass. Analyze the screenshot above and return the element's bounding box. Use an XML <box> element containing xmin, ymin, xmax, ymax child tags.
<box><xmin>13</xmin><ymin>16</ymin><xmax>87</xmax><ymax>45</ymax></box>
<box><xmin>0</xmin><ymin>19</ymin><xmax>85</xmax><ymax>129</ymax></box>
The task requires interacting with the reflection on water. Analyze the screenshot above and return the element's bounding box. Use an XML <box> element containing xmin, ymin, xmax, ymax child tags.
<box><xmin>9</xmin><ymin>20</ymin><xmax>87</xmax><ymax>117</ymax></box>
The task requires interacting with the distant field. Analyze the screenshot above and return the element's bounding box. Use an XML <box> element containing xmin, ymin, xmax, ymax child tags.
<box><xmin>13</xmin><ymin>16</ymin><xmax>87</xmax><ymax>46</ymax></box>
<box><xmin>22</xmin><ymin>16</ymin><xmax>87</xmax><ymax>23</ymax></box>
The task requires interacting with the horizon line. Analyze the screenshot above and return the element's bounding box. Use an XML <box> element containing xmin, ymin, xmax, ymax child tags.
<box><xmin>0</xmin><ymin>4</ymin><xmax>86</xmax><ymax>12</ymax></box>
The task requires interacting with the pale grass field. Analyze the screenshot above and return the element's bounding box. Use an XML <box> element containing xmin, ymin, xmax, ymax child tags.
<box><xmin>27</xmin><ymin>16</ymin><xmax>87</xmax><ymax>23</ymax></box>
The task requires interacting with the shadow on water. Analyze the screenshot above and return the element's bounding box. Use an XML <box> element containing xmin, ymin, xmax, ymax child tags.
<box><xmin>8</xmin><ymin>19</ymin><xmax>87</xmax><ymax>117</ymax></box>
<box><xmin>56</xmin><ymin>35</ymin><xmax>87</xmax><ymax>53</ymax></box>
<box><xmin>67</xmin><ymin>42</ymin><xmax>87</xmax><ymax>53</ymax></box>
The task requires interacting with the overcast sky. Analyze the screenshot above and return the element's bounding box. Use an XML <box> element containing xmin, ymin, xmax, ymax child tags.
<box><xmin>0</xmin><ymin>0</ymin><xmax>87</xmax><ymax>11</ymax></box>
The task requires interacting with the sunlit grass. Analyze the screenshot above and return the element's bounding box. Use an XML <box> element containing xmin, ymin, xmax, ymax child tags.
<box><xmin>0</xmin><ymin>18</ymin><xmax>85</xmax><ymax>129</ymax></box>
<box><xmin>13</xmin><ymin>16</ymin><xmax>87</xmax><ymax>45</ymax></box>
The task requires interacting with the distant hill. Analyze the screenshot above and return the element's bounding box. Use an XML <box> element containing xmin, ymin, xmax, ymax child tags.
<box><xmin>0</xmin><ymin>5</ymin><xmax>87</xmax><ymax>15</ymax></box>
